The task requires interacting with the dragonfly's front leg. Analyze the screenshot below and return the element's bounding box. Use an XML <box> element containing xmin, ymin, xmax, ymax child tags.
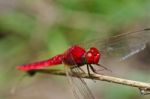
<box><xmin>87</xmin><ymin>64</ymin><xmax>91</xmax><ymax>77</ymax></box>
<box><xmin>96</xmin><ymin>64</ymin><xmax>112</xmax><ymax>72</ymax></box>
<box><xmin>89</xmin><ymin>64</ymin><xmax>104</xmax><ymax>75</ymax></box>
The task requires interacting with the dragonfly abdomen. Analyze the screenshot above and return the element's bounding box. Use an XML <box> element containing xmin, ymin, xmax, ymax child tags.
<box><xmin>17</xmin><ymin>54</ymin><xmax>64</xmax><ymax>71</ymax></box>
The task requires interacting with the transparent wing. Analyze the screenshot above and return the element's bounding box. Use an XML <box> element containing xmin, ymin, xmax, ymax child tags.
<box><xmin>64</xmin><ymin>65</ymin><xmax>95</xmax><ymax>99</ymax></box>
<box><xmin>81</xmin><ymin>28</ymin><xmax>150</xmax><ymax>61</ymax></box>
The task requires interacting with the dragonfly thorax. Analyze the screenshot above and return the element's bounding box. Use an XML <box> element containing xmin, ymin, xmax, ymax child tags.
<box><xmin>84</xmin><ymin>47</ymin><xmax>101</xmax><ymax>64</ymax></box>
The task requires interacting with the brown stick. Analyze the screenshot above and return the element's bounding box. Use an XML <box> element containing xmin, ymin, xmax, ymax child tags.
<box><xmin>30</xmin><ymin>69</ymin><xmax>150</xmax><ymax>95</ymax></box>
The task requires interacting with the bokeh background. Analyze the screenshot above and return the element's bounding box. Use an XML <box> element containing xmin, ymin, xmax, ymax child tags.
<box><xmin>0</xmin><ymin>0</ymin><xmax>150</xmax><ymax>99</ymax></box>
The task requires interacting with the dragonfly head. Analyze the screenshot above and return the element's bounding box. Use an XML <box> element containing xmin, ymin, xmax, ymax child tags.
<box><xmin>84</xmin><ymin>47</ymin><xmax>101</xmax><ymax>64</ymax></box>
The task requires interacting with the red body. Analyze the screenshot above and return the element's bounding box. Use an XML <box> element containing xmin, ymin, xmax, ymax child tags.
<box><xmin>17</xmin><ymin>45</ymin><xmax>101</xmax><ymax>71</ymax></box>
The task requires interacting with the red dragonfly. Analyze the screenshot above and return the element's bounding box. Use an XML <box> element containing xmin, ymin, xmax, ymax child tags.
<box><xmin>17</xmin><ymin>45</ymin><xmax>105</xmax><ymax>75</ymax></box>
<box><xmin>17</xmin><ymin>45</ymin><xmax>104</xmax><ymax>99</ymax></box>
<box><xmin>17</xmin><ymin>28</ymin><xmax>150</xmax><ymax>99</ymax></box>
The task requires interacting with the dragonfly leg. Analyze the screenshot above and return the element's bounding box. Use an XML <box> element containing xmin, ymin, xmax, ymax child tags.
<box><xmin>70</xmin><ymin>68</ymin><xmax>87</xmax><ymax>84</ymax></box>
<box><xmin>96</xmin><ymin>64</ymin><xmax>112</xmax><ymax>72</ymax></box>
<box><xmin>87</xmin><ymin>64</ymin><xmax>97</xmax><ymax>81</ymax></box>
<box><xmin>87</xmin><ymin>64</ymin><xmax>91</xmax><ymax>77</ymax></box>
<box><xmin>71</xmin><ymin>65</ymin><xmax>86</xmax><ymax>74</ymax></box>
<box><xmin>78</xmin><ymin>66</ymin><xmax>86</xmax><ymax>74</ymax></box>
<box><xmin>89</xmin><ymin>64</ymin><xmax>103</xmax><ymax>75</ymax></box>
<box><xmin>88</xmin><ymin>64</ymin><xmax>97</xmax><ymax>82</ymax></box>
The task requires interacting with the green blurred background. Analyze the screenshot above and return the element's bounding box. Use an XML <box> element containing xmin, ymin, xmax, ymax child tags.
<box><xmin>0</xmin><ymin>0</ymin><xmax>150</xmax><ymax>99</ymax></box>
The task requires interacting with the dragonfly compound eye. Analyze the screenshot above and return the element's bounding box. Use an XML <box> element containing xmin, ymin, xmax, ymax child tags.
<box><xmin>85</xmin><ymin>47</ymin><xmax>101</xmax><ymax>64</ymax></box>
<box><xmin>85</xmin><ymin>52</ymin><xmax>93</xmax><ymax>64</ymax></box>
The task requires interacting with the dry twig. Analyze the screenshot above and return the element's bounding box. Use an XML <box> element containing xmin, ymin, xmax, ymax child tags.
<box><xmin>30</xmin><ymin>69</ymin><xmax>150</xmax><ymax>95</ymax></box>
